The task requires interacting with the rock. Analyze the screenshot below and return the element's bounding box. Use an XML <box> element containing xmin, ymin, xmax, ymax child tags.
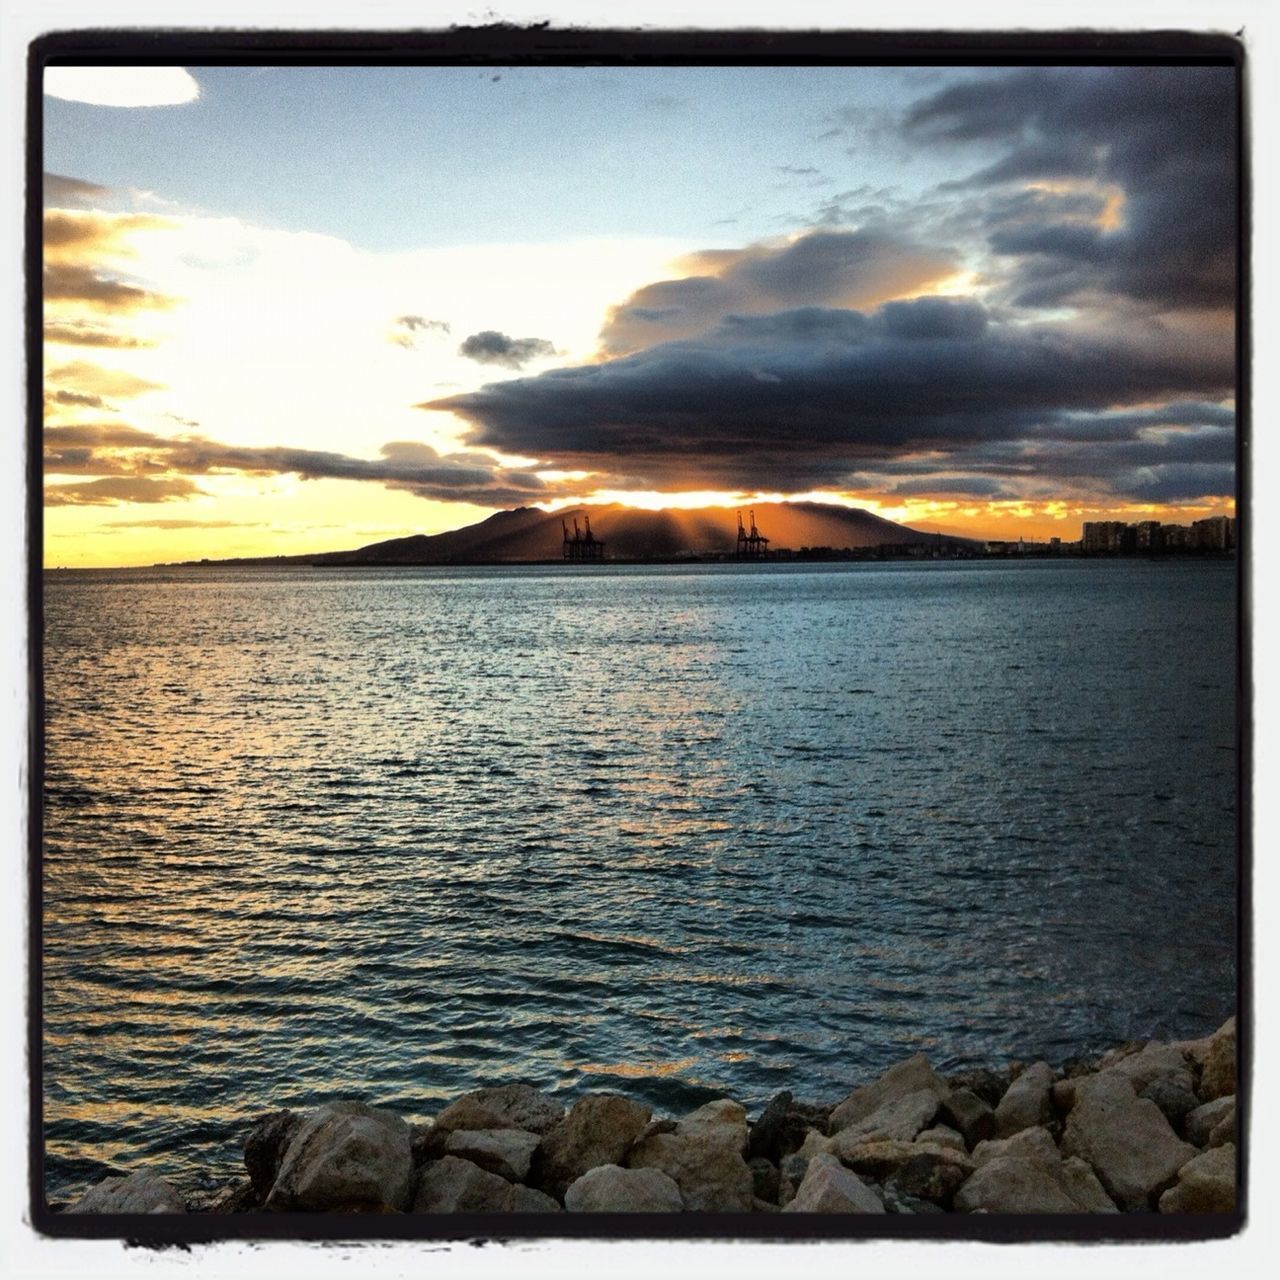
<box><xmin>529</xmin><ymin>1093</ymin><xmax>651</xmax><ymax>1201</ymax></box>
<box><xmin>753</xmin><ymin>1195</ymin><xmax>782</xmax><ymax>1213</ymax></box>
<box><xmin>829</xmin><ymin>1053</ymin><xmax>951</xmax><ymax>1134</ymax></box>
<box><xmin>636</xmin><ymin>1117</ymin><xmax>678</xmax><ymax>1144</ymax></box>
<box><xmin>564</xmin><ymin>1164</ymin><xmax>683</xmax><ymax>1212</ymax></box>
<box><xmin>677</xmin><ymin>1098</ymin><xmax>748</xmax><ymax>1153</ymax></box>
<box><xmin>781</xmin><ymin>1153</ymin><xmax>885</xmax><ymax>1214</ymax></box>
<box><xmin>836</xmin><ymin>1139</ymin><xmax>974</xmax><ymax>1206</ymax></box>
<box><xmin>973</xmin><ymin>1125</ymin><xmax>1060</xmax><ymax>1169</ymax></box>
<box><xmin>831</xmin><ymin>1089</ymin><xmax>940</xmax><ymax>1146</ymax></box>
<box><xmin>748</xmin><ymin>1156</ymin><xmax>780</xmax><ymax>1203</ymax></box>
<box><xmin>1185</xmin><ymin>1096</ymin><xmax>1235</xmax><ymax>1147</ymax></box>
<box><xmin>878</xmin><ymin>1182</ymin><xmax>946</xmax><ymax>1214</ymax></box>
<box><xmin>265</xmin><ymin>1101</ymin><xmax>413</xmax><ymax>1213</ymax></box>
<box><xmin>993</xmin><ymin>1061</ymin><xmax>1055</xmax><ymax>1138</ymax></box>
<box><xmin>444</xmin><ymin>1128</ymin><xmax>540</xmax><ymax>1183</ymax></box>
<box><xmin>626</xmin><ymin>1131</ymin><xmax>754</xmax><ymax>1212</ymax></box>
<box><xmin>509</xmin><ymin>1184</ymin><xmax>562</xmax><ymax>1212</ymax></box>
<box><xmin>887</xmin><ymin>1150</ymin><xmax>972</xmax><ymax>1206</ymax></box>
<box><xmin>1199</xmin><ymin>1018</ymin><xmax>1236</xmax><ymax>1101</ymax></box>
<box><xmin>946</xmin><ymin>1067</ymin><xmax>1007</xmax><ymax>1108</ymax></box>
<box><xmin>1051</xmin><ymin>1080</ymin><xmax>1077</xmax><ymax>1113</ymax></box>
<box><xmin>954</xmin><ymin>1157</ymin><xmax>1082</xmax><ymax>1213</ymax></box>
<box><xmin>1103</xmin><ymin>1042</ymin><xmax>1195</xmax><ymax>1095</ymax></box>
<box><xmin>939</xmin><ymin>1088</ymin><xmax>995</xmax><ymax>1147</ymax></box>
<box><xmin>748</xmin><ymin>1091</ymin><xmax>830</xmax><ymax>1163</ymax></box>
<box><xmin>916</xmin><ymin>1124</ymin><xmax>967</xmax><ymax>1153</ymax></box>
<box><xmin>68</xmin><ymin>1171</ymin><xmax>187</xmax><ymax>1214</ymax></box>
<box><xmin>1061</xmin><ymin>1074</ymin><xmax>1197</xmax><ymax>1211</ymax></box>
<box><xmin>432</xmin><ymin>1083</ymin><xmax>565</xmax><ymax>1137</ymax></box>
<box><xmin>1208</xmin><ymin>1110</ymin><xmax>1236</xmax><ymax>1149</ymax></box>
<box><xmin>204</xmin><ymin>1180</ymin><xmax>260</xmax><ymax>1213</ymax></box>
<box><xmin>1158</xmin><ymin>1145</ymin><xmax>1236</xmax><ymax>1213</ymax></box>
<box><xmin>409</xmin><ymin>1121</ymin><xmax>438</xmax><ymax>1167</ymax></box>
<box><xmin>244</xmin><ymin>1109</ymin><xmax>303</xmax><ymax>1199</ymax></box>
<box><xmin>778</xmin><ymin>1153</ymin><xmax>808</xmax><ymax>1207</ymax></box>
<box><xmin>1139</xmin><ymin>1077</ymin><xmax>1200</xmax><ymax>1131</ymax></box>
<box><xmin>797</xmin><ymin>1128</ymin><xmax>834</xmax><ymax>1159</ymax></box>
<box><xmin>1097</xmin><ymin>1040</ymin><xmax>1146</xmax><ymax>1070</ymax></box>
<box><xmin>1058</xmin><ymin>1156</ymin><xmax>1118</xmax><ymax>1212</ymax></box>
<box><xmin>414</xmin><ymin>1154</ymin><xmax>559</xmax><ymax>1212</ymax></box>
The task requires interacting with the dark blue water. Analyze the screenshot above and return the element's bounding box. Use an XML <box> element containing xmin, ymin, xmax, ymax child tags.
<box><xmin>41</xmin><ymin>560</ymin><xmax>1238</xmax><ymax>1203</ymax></box>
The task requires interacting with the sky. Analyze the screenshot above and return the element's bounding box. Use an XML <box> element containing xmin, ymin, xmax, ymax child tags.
<box><xmin>41</xmin><ymin>61</ymin><xmax>1238</xmax><ymax>566</ymax></box>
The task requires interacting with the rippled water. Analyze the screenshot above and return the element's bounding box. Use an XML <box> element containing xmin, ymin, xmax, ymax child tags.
<box><xmin>41</xmin><ymin>560</ymin><xmax>1238</xmax><ymax>1203</ymax></box>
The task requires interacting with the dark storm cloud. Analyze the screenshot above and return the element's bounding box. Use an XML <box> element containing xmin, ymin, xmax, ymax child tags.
<box><xmin>458</xmin><ymin>330</ymin><xmax>557</xmax><ymax>369</ymax></box>
<box><xmin>41</xmin><ymin>424</ymin><xmax>573</xmax><ymax>508</ymax></box>
<box><xmin>904</xmin><ymin>66</ymin><xmax>1237</xmax><ymax>310</ymax></box>
<box><xmin>598</xmin><ymin>228</ymin><xmax>957</xmax><ymax>355</ymax></box>
<box><xmin>429</xmin><ymin>297</ymin><xmax>1233</xmax><ymax>495</ymax></box>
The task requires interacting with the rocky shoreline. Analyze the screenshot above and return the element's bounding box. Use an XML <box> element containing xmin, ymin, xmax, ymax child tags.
<box><xmin>62</xmin><ymin>1017</ymin><xmax>1238</xmax><ymax>1218</ymax></box>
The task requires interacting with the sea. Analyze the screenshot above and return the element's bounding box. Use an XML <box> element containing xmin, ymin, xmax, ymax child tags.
<box><xmin>40</xmin><ymin>559</ymin><xmax>1239</xmax><ymax>1204</ymax></box>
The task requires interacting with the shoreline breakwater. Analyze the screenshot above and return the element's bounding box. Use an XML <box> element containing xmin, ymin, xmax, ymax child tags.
<box><xmin>58</xmin><ymin>1017</ymin><xmax>1238</xmax><ymax>1218</ymax></box>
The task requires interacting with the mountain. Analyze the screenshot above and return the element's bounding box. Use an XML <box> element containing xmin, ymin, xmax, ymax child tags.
<box><xmin>298</xmin><ymin>502</ymin><xmax>966</xmax><ymax>565</ymax></box>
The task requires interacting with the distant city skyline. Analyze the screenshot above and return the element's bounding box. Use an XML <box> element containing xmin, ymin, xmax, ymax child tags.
<box><xmin>41</xmin><ymin>56</ymin><xmax>1238</xmax><ymax>566</ymax></box>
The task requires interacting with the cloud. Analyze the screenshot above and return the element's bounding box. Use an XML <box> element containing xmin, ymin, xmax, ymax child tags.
<box><xmin>100</xmin><ymin>518</ymin><xmax>268</xmax><ymax>530</ymax></box>
<box><xmin>43</xmin><ymin>173</ymin><xmax>111</xmax><ymax>207</ymax></box>
<box><xmin>458</xmin><ymin>330</ymin><xmax>557</xmax><ymax>369</ymax></box>
<box><xmin>48</xmin><ymin>361</ymin><xmax>165</xmax><ymax>400</ymax></box>
<box><xmin>44</xmin><ymin>476</ymin><xmax>205</xmax><ymax>507</ymax></box>
<box><xmin>903</xmin><ymin>67</ymin><xmax>1237</xmax><ymax>311</ymax></box>
<box><xmin>389</xmin><ymin>313</ymin><xmax>451</xmax><ymax>349</ymax></box>
<box><xmin>44</xmin><ymin>321</ymin><xmax>155</xmax><ymax>349</ymax></box>
<box><xmin>44</xmin><ymin>66</ymin><xmax>200</xmax><ymax>108</ymax></box>
<box><xmin>428</xmin><ymin>296</ymin><xmax>1233</xmax><ymax>501</ymax></box>
<box><xmin>597</xmin><ymin>228</ymin><xmax>957</xmax><ymax>355</ymax></box>
<box><xmin>41</xmin><ymin>423</ymin><xmax>574</xmax><ymax>508</ymax></box>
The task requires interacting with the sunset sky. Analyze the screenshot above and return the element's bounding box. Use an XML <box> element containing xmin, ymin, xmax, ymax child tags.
<box><xmin>41</xmin><ymin>62</ymin><xmax>1238</xmax><ymax>566</ymax></box>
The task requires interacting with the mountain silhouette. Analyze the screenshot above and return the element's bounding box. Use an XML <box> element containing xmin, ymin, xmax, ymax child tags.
<box><xmin>295</xmin><ymin>502</ymin><xmax>966</xmax><ymax>564</ymax></box>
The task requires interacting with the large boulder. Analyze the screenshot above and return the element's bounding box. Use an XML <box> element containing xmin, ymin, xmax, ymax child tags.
<box><xmin>748</xmin><ymin>1156</ymin><xmax>780</xmax><ymax>1203</ymax></box>
<box><xmin>626</xmin><ymin>1131</ymin><xmax>753</xmax><ymax>1212</ymax></box>
<box><xmin>954</xmin><ymin>1157</ymin><xmax>1082</xmax><ymax>1214</ymax></box>
<box><xmin>443</xmin><ymin>1128</ymin><xmax>540</xmax><ymax>1183</ymax></box>
<box><xmin>748</xmin><ymin>1092</ymin><xmax>830</xmax><ymax>1163</ymax></box>
<box><xmin>264</xmin><ymin>1101</ymin><xmax>413</xmax><ymax>1212</ymax></box>
<box><xmin>1139</xmin><ymin>1077</ymin><xmax>1201</xmax><ymax>1131</ymax></box>
<box><xmin>781</xmin><ymin>1153</ymin><xmax>885</xmax><ymax>1214</ymax></box>
<box><xmin>1102</xmin><ymin>1042</ymin><xmax>1196</xmax><ymax>1095</ymax></box>
<box><xmin>993</xmin><ymin>1061</ymin><xmax>1055</xmax><ymax>1138</ymax></box>
<box><xmin>1057</xmin><ymin>1157</ymin><xmax>1119</xmax><ymax>1213</ymax></box>
<box><xmin>677</xmin><ymin>1099</ymin><xmax>749</xmax><ymax>1152</ymax></box>
<box><xmin>835</xmin><ymin>1139</ymin><xmax>973</xmax><ymax>1206</ymax></box>
<box><xmin>830</xmin><ymin>1090</ymin><xmax>940</xmax><ymax>1148</ymax></box>
<box><xmin>68</xmin><ymin>1171</ymin><xmax>186</xmax><ymax>1214</ymax></box>
<box><xmin>939</xmin><ymin>1088</ymin><xmax>995</xmax><ymax>1147</ymax></box>
<box><xmin>1199</xmin><ymin>1018</ymin><xmax>1236</xmax><ymax>1101</ymax></box>
<box><xmin>829</xmin><ymin>1054</ymin><xmax>950</xmax><ymax>1135</ymax></box>
<box><xmin>946</xmin><ymin>1067</ymin><xmax>1007</xmax><ymax>1108</ymax></box>
<box><xmin>413</xmin><ymin>1154</ymin><xmax>559</xmax><ymax>1212</ymax></box>
<box><xmin>564</xmin><ymin>1164</ymin><xmax>684</xmax><ymax>1212</ymax></box>
<box><xmin>1061</xmin><ymin>1074</ymin><xmax>1197</xmax><ymax>1211</ymax></box>
<box><xmin>529</xmin><ymin>1094</ymin><xmax>651</xmax><ymax>1201</ymax></box>
<box><xmin>244</xmin><ymin>1109</ymin><xmax>303</xmax><ymax>1199</ymax></box>
<box><xmin>972</xmin><ymin>1125</ymin><xmax>1060</xmax><ymax>1169</ymax></box>
<box><xmin>1185</xmin><ymin>1096</ymin><xmax>1235</xmax><ymax>1147</ymax></box>
<box><xmin>778</xmin><ymin>1153</ymin><xmax>809</xmax><ymax>1207</ymax></box>
<box><xmin>1158</xmin><ymin>1145</ymin><xmax>1236</xmax><ymax>1213</ymax></box>
<box><xmin>916</xmin><ymin>1125</ymin><xmax>967</xmax><ymax>1153</ymax></box>
<box><xmin>431</xmin><ymin>1083</ymin><xmax>565</xmax><ymax>1137</ymax></box>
